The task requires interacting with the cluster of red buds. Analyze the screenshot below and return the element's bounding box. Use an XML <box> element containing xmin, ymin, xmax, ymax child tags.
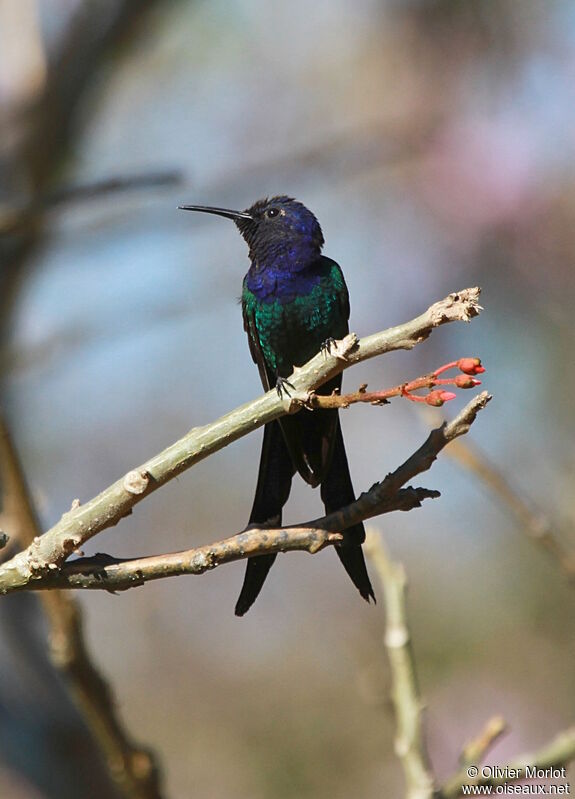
<box><xmin>402</xmin><ymin>358</ymin><xmax>485</xmax><ymax>407</ymax></box>
<box><xmin>306</xmin><ymin>357</ymin><xmax>485</xmax><ymax>410</ymax></box>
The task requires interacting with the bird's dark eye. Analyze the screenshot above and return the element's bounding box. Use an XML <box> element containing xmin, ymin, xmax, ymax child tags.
<box><xmin>265</xmin><ymin>207</ymin><xmax>280</xmax><ymax>219</ymax></box>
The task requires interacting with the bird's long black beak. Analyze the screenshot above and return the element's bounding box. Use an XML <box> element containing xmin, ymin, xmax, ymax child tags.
<box><xmin>178</xmin><ymin>204</ymin><xmax>253</xmax><ymax>221</ymax></box>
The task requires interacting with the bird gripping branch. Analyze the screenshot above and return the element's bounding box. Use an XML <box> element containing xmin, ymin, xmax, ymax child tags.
<box><xmin>180</xmin><ymin>196</ymin><xmax>375</xmax><ymax>615</ymax></box>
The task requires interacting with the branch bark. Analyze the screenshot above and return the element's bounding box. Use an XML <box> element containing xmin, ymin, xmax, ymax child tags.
<box><xmin>1</xmin><ymin>390</ymin><xmax>489</xmax><ymax>594</ymax></box>
<box><xmin>0</xmin><ymin>288</ymin><xmax>483</xmax><ymax>593</ymax></box>
<box><xmin>13</xmin><ymin>488</ymin><xmax>438</xmax><ymax>592</ymax></box>
<box><xmin>367</xmin><ymin>533</ymin><xmax>436</xmax><ymax>799</ymax></box>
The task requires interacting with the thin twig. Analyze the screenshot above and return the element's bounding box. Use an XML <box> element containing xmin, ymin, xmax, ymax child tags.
<box><xmin>439</xmin><ymin>716</ymin><xmax>507</xmax><ymax>798</ymax></box>
<box><xmin>446</xmin><ymin>437</ymin><xmax>575</xmax><ymax>580</ymax></box>
<box><xmin>459</xmin><ymin>716</ymin><xmax>508</xmax><ymax>768</ymax></box>
<box><xmin>0</xmin><ymin>412</ymin><xmax>163</xmax><ymax>799</ymax></box>
<box><xmin>440</xmin><ymin>726</ymin><xmax>575</xmax><ymax>797</ymax></box>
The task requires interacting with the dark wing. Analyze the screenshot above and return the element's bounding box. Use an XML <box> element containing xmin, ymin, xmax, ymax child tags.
<box><xmin>334</xmin><ymin>260</ymin><xmax>351</xmax><ymax>328</ymax></box>
<box><xmin>279</xmin><ymin>257</ymin><xmax>351</xmax><ymax>487</ymax></box>
<box><xmin>242</xmin><ymin>297</ymin><xmax>273</xmax><ymax>393</ymax></box>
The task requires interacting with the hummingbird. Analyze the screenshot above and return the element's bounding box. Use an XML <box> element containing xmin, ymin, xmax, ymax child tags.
<box><xmin>179</xmin><ymin>196</ymin><xmax>375</xmax><ymax>615</ymax></box>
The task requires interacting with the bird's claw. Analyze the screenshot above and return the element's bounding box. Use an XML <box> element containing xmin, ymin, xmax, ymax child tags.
<box><xmin>276</xmin><ymin>376</ymin><xmax>295</xmax><ymax>398</ymax></box>
<box><xmin>320</xmin><ymin>337</ymin><xmax>337</xmax><ymax>358</ymax></box>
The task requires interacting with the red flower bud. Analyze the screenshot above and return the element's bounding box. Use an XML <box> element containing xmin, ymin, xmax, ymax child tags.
<box><xmin>457</xmin><ymin>357</ymin><xmax>485</xmax><ymax>375</ymax></box>
<box><xmin>426</xmin><ymin>390</ymin><xmax>457</xmax><ymax>406</ymax></box>
<box><xmin>454</xmin><ymin>374</ymin><xmax>482</xmax><ymax>388</ymax></box>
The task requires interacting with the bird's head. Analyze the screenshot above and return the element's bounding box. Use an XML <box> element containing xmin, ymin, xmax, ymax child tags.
<box><xmin>179</xmin><ymin>196</ymin><xmax>324</xmax><ymax>271</ymax></box>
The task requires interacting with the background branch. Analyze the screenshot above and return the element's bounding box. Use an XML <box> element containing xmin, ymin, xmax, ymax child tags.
<box><xmin>445</xmin><ymin>437</ymin><xmax>575</xmax><ymax>581</ymax></box>
<box><xmin>458</xmin><ymin>716</ymin><xmax>508</xmax><ymax>769</ymax></box>
<box><xmin>0</xmin><ymin>169</ymin><xmax>183</xmax><ymax>234</ymax></box>
<box><xmin>0</xmin><ymin>412</ymin><xmax>163</xmax><ymax>799</ymax></box>
<box><xmin>367</xmin><ymin>526</ymin><xmax>575</xmax><ymax>799</ymax></box>
<box><xmin>440</xmin><ymin>726</ymin><xmax>575</xmax><ymax>797</ymax></box>
<box><xmin>366</xmin><ymin>532</ymin><xmax>436</xmax><ymax>799</ymax></box>
<box><xmin>0</xmin><ymin>0</ymin><xmax>170</xmax><ymax>346</ymax></box>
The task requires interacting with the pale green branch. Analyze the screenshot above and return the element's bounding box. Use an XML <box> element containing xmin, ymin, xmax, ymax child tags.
<box><xmin>0</xmin><ymin>287</ymin><xmax>482</xmax><ymax>593</ymax></box>
<box><xmin>366</xmin><ymin>532</ymin><xmax>436</xmax><ymax>799</ymax></box>
<box><xmin>14</xmin><ymin>489</ymin><xmax>438</xmax><ymax>592</ymax></box>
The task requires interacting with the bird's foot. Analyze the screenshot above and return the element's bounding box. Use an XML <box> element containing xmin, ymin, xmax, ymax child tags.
<box><xmin>320</xmin><ymin>337</ymin><xmax>337</xmax><ymax>357</ymax></box>
<box><xmin>275</xmin><ymin>376</ymin><xmax>295</xmax><ymax>398</ymax></box>
<box><xmin>323</xmin><ymin>333</ymin><xmax>359</xmax><ymax>361</ymax></box>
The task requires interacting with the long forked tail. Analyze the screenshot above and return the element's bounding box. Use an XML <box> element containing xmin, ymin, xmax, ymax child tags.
<box><xmin>235</xmin><ymin>421</ymin><xmax>295</xmax><ymax>616</ymax></box>
<box><xmin>320</xmin><ymin>420</ymin><xmax>375</xmax><ymax>604</ymax></box>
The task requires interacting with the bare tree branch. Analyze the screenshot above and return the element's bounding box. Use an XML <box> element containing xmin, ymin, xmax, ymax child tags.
<box><xmin>0</xmin><ymin>290</ymin><xmax>483</xmax><ymax>592</ymax></box>
<box><xmin>0</xmin><ymin>169</ymin><xmax>183</xmax><ymax>234</ymax></box>
<box><xmin>0</xmin><ymin>412</ymin><xmax>163</xmax><ymax>799</ymax></box>
<box><xmin>367</xmin><ymin>528</ymin><xmax>575</xmax><ymax>799</ymax></box>
<box><xmin>15</xmin><ymin>487</ymin><xmax>438</xmax><ymax>592</ymax></box>
<box><xmin>366</xmin><ymin>532</ymin><xmax>436</xmax><ymax>799</ymax></box>
<box><xmin>0</xmin><ymin>0</ymin><xmax>170</xmax><ymax>343</ymax></box>
<box><xmin>1</xmin><ymin>389</ymin><xmax>489</xmax><ymax>594</ymax></box>
<box><xmin>445</xmin><ymin>437</ymin><xmax>575</xmax><ymax>581</ymax></box>
<box><xmin>459</xmin><ymin>716</ymin><xmax>508</xmax><ymax>769</ymax></box>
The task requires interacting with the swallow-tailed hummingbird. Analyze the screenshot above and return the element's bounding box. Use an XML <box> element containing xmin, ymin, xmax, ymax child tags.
<box><xmin>180</xmin><ymin>196</ymin><xmax>375</xmax><ymax>615</ymax></box>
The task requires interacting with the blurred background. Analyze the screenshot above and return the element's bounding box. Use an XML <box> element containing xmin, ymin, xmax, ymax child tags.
<box><xmin>1</xmin><ymin>0</ymin><xmax>574</xmax><ymax>797</ymax></box>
